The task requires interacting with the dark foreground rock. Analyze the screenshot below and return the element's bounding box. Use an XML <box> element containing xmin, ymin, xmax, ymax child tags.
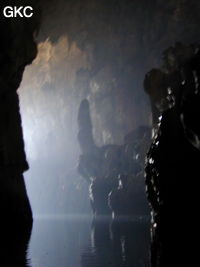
<box><xmin>145</xmin><ymin>43</ymin><xmax>200</xmax><ymax>266</ymax></box>
<box><xmin>0</xmin><ymin>1</ymin><xmax>40</xmax><ymax>265</ymax></box>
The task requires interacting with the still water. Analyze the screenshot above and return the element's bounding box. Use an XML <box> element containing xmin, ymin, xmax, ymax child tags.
<box><xmin>28</xmin><ymin>215</ymin><xmax>150</xmax><ymax>267</ymax></box>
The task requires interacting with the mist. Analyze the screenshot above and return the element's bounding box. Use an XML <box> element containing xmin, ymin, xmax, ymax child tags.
<box><xmin>18</xmin><ymin>1</ymin><xmax>152</xmax><ymax>217</ymax></box>
<box><xmin>18</xmin><ymin>0</ymin><xmax>200</xmax><ymax>218</ymax></box>
<box><xmin>19</xmin><ymin>36</ymin><xmax>91</xmax><ymax>216</ymax></box>
<box><xmin>11</xmin><ymin>0</ymin><xmax>200</xmax><ymax>266</ymax></box>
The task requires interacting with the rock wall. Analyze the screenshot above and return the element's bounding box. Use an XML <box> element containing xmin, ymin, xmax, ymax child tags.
<box><xmin>38</xmin><ymin>0</ymin><xmax>200</xmax><ymax>145</ymax></box>
<box><xmin>0</xmin><ymin>0</ymin><xmax>40</xmax><ymax>264</ymax></box>
<box><xmin>145</xmin><ymin>44</ymin><xmax>200</xmax><ymax>266</ymax></box>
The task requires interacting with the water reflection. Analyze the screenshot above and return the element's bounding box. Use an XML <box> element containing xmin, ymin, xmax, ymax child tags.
<box><xmin>29</xmin><ymin>215</ymin><xmax>150</xmax><ymax>267</ymax></box>
<box><xmin>82</xmin><ymin>217</ymin><xmax>150</xmax><ymax>267</ymax></box>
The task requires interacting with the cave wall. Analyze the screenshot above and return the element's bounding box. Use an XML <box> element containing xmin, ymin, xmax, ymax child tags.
<box><xmin>18</xmin><ymin>0</ymin><xmax>200</xmax><ymax>215</ymax></box>
<box><xmin>0</xmin><ymin>0</ymin><xmax>40</xmax><ymax>220</ymax></box>
<box><xmin>35</xmin><ymin>0</ymin><xmax>200</xmax><ymax>146</ymax></box>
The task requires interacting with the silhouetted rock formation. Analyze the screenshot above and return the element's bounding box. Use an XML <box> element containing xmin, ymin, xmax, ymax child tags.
<box><xmin>77</xmin><ymin>99</ymin><xmax>97</xmax><ymax>155</ymax></box>
<box><xmin>145</xmin><ymin>43</ymin><xmax>200</xmax><ymax>266</ymax></box>
<box><xmin>77</xmin><ymin>99</ymin><xmax>150</xmax><ymax>217</ymax></box>
<box><xmin>0</xmin><ymin>1</ymin><xmax>40</xmax><ymax>265</ymax></box>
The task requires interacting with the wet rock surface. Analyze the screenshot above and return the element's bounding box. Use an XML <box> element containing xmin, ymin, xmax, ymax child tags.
<box><xmin>145</xmin><ymin>43</ymin><xmax>200</xmax><ymax>266</ymax></box>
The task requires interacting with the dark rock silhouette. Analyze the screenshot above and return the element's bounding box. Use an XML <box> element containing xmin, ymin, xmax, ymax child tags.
<box><xmin>77</xmin><ymin>99</ymin><xmax>97</xmax><ymax>156</ymax></box>
<box><xmin>145</xmin><ymin>43</ymin><xmax>200</xmax><ymax>266</ymax></box>
<box><xmin>2</xmin><ymin>205</ymin><xmax>33</xmax><ymax>267</ymax></box>
<box><xmin>77</xmin><ymin>99</ymin><xmax>150</xmax><ymax>217</ymax></box>
<box><xmin>0</xmin><ymin>1</ymin><xmax>40</xmax><ymax>265</ymax></box>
